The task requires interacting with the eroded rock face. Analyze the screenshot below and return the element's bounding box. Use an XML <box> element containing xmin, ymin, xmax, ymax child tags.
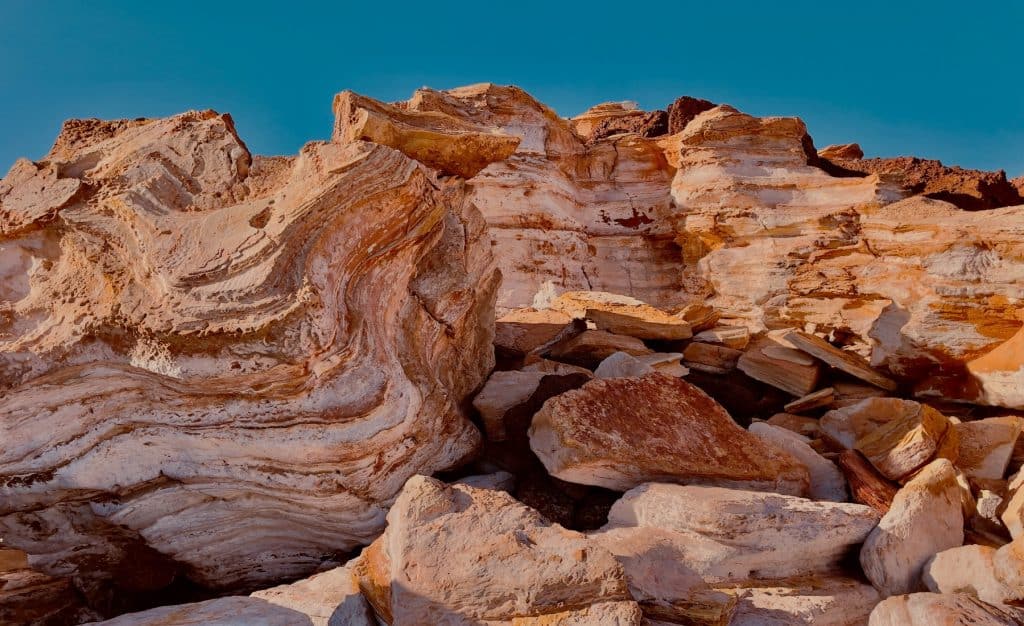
<box><xmin>0</xmin><ymin>102</ymin><xmax>500</xmax><ymax>597</ymax></box>
<box><xmin>529</xmin><ymin>374</ymin><xmax>810</xmax><ymax>493</ymax></box>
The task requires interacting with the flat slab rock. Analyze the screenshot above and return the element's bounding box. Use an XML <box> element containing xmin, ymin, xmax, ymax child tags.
<box><xmin>726</xmin><ymin>576</ymin><xmax>880</xmax><ymax>626</ymax></box>
<box><xmin>593</xmin><ymin>483</ymin><xmax>879</xmax><ymax>584</ymax></box>
<box><xmin>529</xmin><ymin>373</ymin><xmax>810</xmax><ymax>493</ymax></box>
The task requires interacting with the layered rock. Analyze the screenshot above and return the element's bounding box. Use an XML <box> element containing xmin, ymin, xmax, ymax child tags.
<box><xmin>0</xmin><ymin>100</ymin><xmax>501</xmax><ymax>600</ymax></box>
<box><xmin>529</xmin><ymin>374</ymin><xmax>809</xmax><ymax>493</ymax></box>
<box><xmin>351</xmin><ymin>475</ymin><xmax>636</xmax><ymax>624</ymax></box>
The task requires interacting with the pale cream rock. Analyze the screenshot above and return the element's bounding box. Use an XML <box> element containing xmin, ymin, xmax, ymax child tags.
<box><xmin>967</xmin><ymin>325</ymin><xmax>1024</xmax><ymax>410</ymax></box>
<box><xmin>596</xmin><ymin>483</ymin><xmax>879</xmax><ymax>584</ymax></box>
<box><xmin>993</xmin><ymin>538</ymin><xmax>1024</xmax><ymax>603</ymax></box>
<box><xmin>529</xmin><ymin>374</ymin><xmax>810</xmax><ymax>493</ymax></box>
<box><xmin>473</xmin><ymin>370</ymin><xmax>548</xmax><ymax>441</ymax></box>
<box><xmin>594</xmin><ymin>352</ymin><xmax>686</xmax><ymax>379</ymax></box>
<box><xmin>860</xmin><ymin>459</ymin><xmax>964</xmax><ymax>597</ymax></box>
<box><xmin>726</xmin><ymin>576</ymin><xmax>881</xmax><ymax>626</ymax></box>
<box><xmin>820</xmin><ymin>398</ymin><xmax>938</xmax><ymax>450</ymax></box>
<box><xmin>509</xmin><ymin>601</ymin><xmax>644</xmax><ymax>625</ymax></box>
<box><xmin>955</xmin><ymin>417</ymin><xmax>1022</xmax><ymax>481</ymax></box>
<box><xmin>589</xmin><ymin>526</ymin><xmax>738</xmax><ymax>625</ymax></box>
<box><xmin>0</xmin><ymin>104</ymin><xmax>499</xmax><ymax>591</ymax></box>
<box><xmin>738</xmin><ymin>334</ymin><xmax>821</xmax><ymax>397</ymax></box>
<box><xmin>868</xmin><ymin>592</ymin><xmax>1024</xmax><ymax>625</ymax></box>
<box><xmin>693</xmin><ymin>325</ymin><xmax>750</xmax><ymax>350</ymax></box>
<box><xmin>749</xmin><ymin>423</ymin><xmax>848</xmax><ymax>501</ymax></box>
<box><xmin>922</xmin><ymin>544</ymin><xmax>1014</xmax><ymax>606</ymax></box>
<box><xmin>1002</xmin><ymin>477</ymin><xmax>1024</xmax><ymax>539</ymax></box>
<box><xmin>548</xmin><ymin>329</ymin><xmax>653</xmax><ymax>368</ymax></box>
<box><xmin>352</xmin><ymin>476</ymin><xmax>631</xmax><ymax>624</ymax></box>
<box><xmin>853</xmin><ymin>399</ymin><xmax>955</xmax><ymax>481</ymax></box>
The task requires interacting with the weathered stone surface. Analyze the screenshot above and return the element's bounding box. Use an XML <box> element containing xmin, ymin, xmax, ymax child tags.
<box><xmin>0</xmin><ymin>99</ymin><xmax>500</xmax><ymax>596</ymax></box>
<box><xmin>853</xmin><ymin>399</ymin><xmax>955</xmax><ymax>481</ymax></box>
<box><xmin>836</xmin><ymin>450</ymin><xmax>899</xmax><ymax>514</ymax></box>
<box><xmin>495</xmin><ymin>309</ymin><xmax>581</xmax><ymax>359</ymax></box>
<box><xmin>749</xmin><ymin>423</ymin><xmax>847</xmax><ymax>501</ymax></box>
<box><xmin>474</xmin><ymin>370</ymin><xmax>548</xmax><ymax>441</ymax></box>
<box><xmin>818</xmin><ymin>143</ymin><xmax>864</xmax><ymax>160</ymax></box>
<box><xmin>352</xmin><ymin>475</ymin><xmax>631</xmax><ymax>624</ymax></box>
<box><xmin>692</xmin><ymin>325</ymin><xmax>750</xmax><ymax>350</ymax></box>
<box><xmin>822</xmin><ymin>155</ymin><xmax>1024</xmax><ymax>211</ymax></box>
<box><xmin>766</xmin><ymin>413</ymin><xmax>821</xmax><ymax>438</ymax></box>
<box><xmin>87</xmin><ymin>596</ymin><xmax>324</xmax><ymax>626</ymax></box>
<box><xmin>923</xmin><ymin>544</ymin><xmax>1015</xmax><ymax>606</ymax></box>
<box><xmin>726</xmin><ymin>576</ymin><xmax>880</xmax><ymax>626</ymax></box>
<box><xmin>860</xmin><ymin>459</ymin><xmax>964</xmax><ymax>596</ymax></box>
<box><xmin>868</xmin><ymin>592</ymin><xmax>1024</xmax><ymax>625</ymax></box>
<box><xmin>545</xmin><ymin>291</ymin><xmax>692</xmax><ymax>340</ymax></box>
<box><xmin>594</xmin><ymin>351</ymin><xmax>686</xmax><ymax>379</ymax></box>
<box><xmin>993</xmin><ymin>538</ymin><xmax>1024</xmax><ymax>601</ymax></box>
<box><xmin>666</xmin><ymin>96</ymin><xmax>717</xmax><ymax>134</ymax></box>
<box><xmin>785</xmin><ymin>331</ymin><xmax>897</xmax><ymax>391</ymax></box>
<box><xmin>548</xmin><ymin>330</ymin><xmax>653</xmax><ymax>368</ymax></box>
<box><xmin>595</xmin><ymin>483</ymin><xmax>879</xmax><ymax>583</ymax></box>
<box><xmin>967</xmin><ymin>327</ymin><xmax>1024</xmax><ymax>410</ymax></box>
<box><xmin>1</xmin><ymin>561</ymin><xmax>100</xmax><ymax>626</ymax></box>
<box><xmin>683</xmin><ymin>342</ymin><xmax>742</xmax><ymax>373</ymax></box>
<box><xmin>784</xmin><ymin>387</ymin><xmax>836</xmax><ymax>413</ymax></box>
<box><xmin>955</xmin><ymin>417</ymin><xmax>1022</xmax><ymax>481</ymax></box>
<box><xmin>529</xmin><ymin>374</ymin><xmax>810</xmax><ymax>493</ymax></box>
<box><xmin>572</xmin><ymin>102</ymin><xmax>668</xmax><ymax>145</ymax></box>
<box><xmin>738</xmin><ymin>335</ymin><xmax>821</xmax><ymax>397</ymax></box>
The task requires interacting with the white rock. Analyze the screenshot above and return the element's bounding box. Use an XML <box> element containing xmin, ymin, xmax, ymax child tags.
<box><xmin>923</xmin><ymin>544</ymin><xmax>1014</xmax><ymax>605</ymax></box>
<box><xmin>749</xmin><ymin>422</ymin><xmax>848</xmax><ymax>501</ymax></box>
<box><xmin>868</xmin><ymin>592</ymin><xmax>1024</xmax><ymax>625</ymax></box>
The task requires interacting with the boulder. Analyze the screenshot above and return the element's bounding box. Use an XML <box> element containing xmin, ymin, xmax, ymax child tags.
<box><xmin>923</xmin><ymin>544</ymin><xmax>1014</xmax><ymax>606</ymax></box>
<box><xmin>594</xmin><ymin>351</ymin><xmax>686</xmax><ymax>379</ymax></box>
<box><xmin>474</xmin><ymin>370</ymin><xmax>548</xmax><ymax>441</ymax></box>
<box><xmin>692</xmin><ymin>325</ymin><xmax>750</xmax><ymax>350</ymax></box>
<box><xmin>548</xmin><ymin>330</ymin><xmax>653</xmax><ymax>369</ymax></box>
<box><xmin>860</xmin><ymin>459</ymin><xmax>964</xmax><ymax>596</ymax></box>
<box><xmin>955</xmin><ymin>416</ymin><xmax>1022</xmax><ymax>480</ymax></box>
<box><xmin>594</xmin><ymin>483</ymin><xmax>879</xmax><ymax>583</ymax></box>
<box><xmin>785</xmin><ymin>331</ymin><xmax>897</xmax><ymax>391</ymax></box>
<box><xmin>749</xmin><ymin>423</ymin><xmax>847</xmax><ymax>501</ymax></box>
<box><xmin>738</xmin><ymin>334</ymin><xmax>821</xmax><ymax>397</ymax></box>
<box><xmin>726</xmin><ymin>576</ymin><xmax>880</xmax><ymax>626</ymax></box>
<box><xmin>494</xmin><ymin>309</ymin><xmax>582</xmax><ymax>359</ymax></box>
<box><xmin>529</xmin><ymin>374</ymin><xmax>810</xmax><ymax>493</ymax></box>
<box><xmin>683</xmin><ymin>342</ymin><xmax>743</xmax><ymax>373</ymax></box>
<box><xmin>766</xmin><ymin>413</ymin><xmax>821</xmax><ymax>439</ymax></box>
<box><xmin>966</xmin><ymin>326</ymin><xmax>1024</xmax><ymax>410</ymax></box>
<box><xmin>352</xmin><ymin>475</ymin><xmax>632</xmax><ymax>624</ymax></box>
<box><xmin>868</xmin><ymin>592</ymin><xmax>1024</xmax><ymax>625</ymax></box>
<box><xmin>784</xmin><ymin>387</ymin><xmax>836</xmax><ymax>413</ymax></box>
<box><xmin>836</xmin><ymin>450</ymin><xmax>899</xmax><ymax>514</ymax></box>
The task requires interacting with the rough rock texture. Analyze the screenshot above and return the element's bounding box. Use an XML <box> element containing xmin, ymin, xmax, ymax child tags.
<box><xmin>595</xmin><ymin>483</ymin><xmax>879</xmax><ymax>584</ymax></box>
<box><xmin>868</xmin><ymin>592</ymin><xmax>1024</xmax><ymax>625</ymax></box>
<box><xmin>822</xmin><ymin>155</ymin><xmax>1024</xmax><ymax>211</ymax></box>
<box><xmin>351</xmin><ymin>475</ymin><xmax>633</xmax><ymax>624</ymax></box>
<box><xmin>955</xmin><ymin>416</ymin><xmax>1022</xmax><ymax>480</ymax></box>
<box><xmin>860</xmin><ymin>459</ymin><xmax>964</xmax><ymax>597</ymax></box>
<box><xmin>967</xmin><ymin>326</ymin><xmax>1024</xmax><ymax>410</ymax></box>
<box><xmin>922</xmin><ymin>544</ymin><xmax>1015</xmax><ymax>606</ymax></box>
<box><xmin>749</xmin><ymin>423</ymin><xmax>847</xmax><ymax>501</ymax></box>
<box><xmin>727</xmin><ymin>577</ymin><xmax>880</xmax><ymax>626</ymax></box>
<box><xmin>0</xmin><ymin>99</ymin><xmax>501</xmax><ymax>599</ymax></box>
<box><xmin>529</xmin><ymin>374</ymin><xmax>810</xmax><ymax>493</ymax></box>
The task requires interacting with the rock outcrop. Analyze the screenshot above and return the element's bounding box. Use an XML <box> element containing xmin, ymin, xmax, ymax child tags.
<box><xmin>0</xmin><ymin>98</ymin><xmax>500</xmax><ymax>602</ymax></box>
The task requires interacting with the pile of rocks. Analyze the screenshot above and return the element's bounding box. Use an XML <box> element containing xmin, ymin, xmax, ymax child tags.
<box><xmin>86</xmin><ymin>290</ymin><xmax>1024</xmax><ymax>625</ymax></box>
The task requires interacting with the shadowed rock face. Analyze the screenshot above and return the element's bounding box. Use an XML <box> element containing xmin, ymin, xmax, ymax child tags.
<box><xmin>0</xmin><ymin>102</ymin><xmax>501</xmax><ymax>601</ymax></box>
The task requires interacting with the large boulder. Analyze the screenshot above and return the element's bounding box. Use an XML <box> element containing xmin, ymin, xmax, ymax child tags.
<box><xmin>529</xmin><ymin>373</ymin><xmax>810</xmax><ymax>493</ymax></box>
<box><xmin>351</xmin><ymin>475</ymin><xmax>636</xmax><ymax>624</ymax></box>
<box><xmin>860</xmin><ymin>459</ymin><xmax>964</xmax><ymax>596</ymax></box>
<box><xmin>0</xmin><ymin>99</ymin><xmax>501</xmax><ymax>602</ymax></box>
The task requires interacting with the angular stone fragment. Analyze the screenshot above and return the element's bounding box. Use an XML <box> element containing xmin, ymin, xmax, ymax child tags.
<box><xmin>529</xmin><ymin>374</ymin><xmax>810</xmax><ymax>493</ymax></box>
<box><xmin>923</xmin><ymin>544</ymin><xmax>1014</xmax><ymax>606</ymax></box>
<box><xmin>955</xmin><ymin>417</ymin><xmax>1022</xmax><ymax>481</ymax></box>
<box><xmin>352</xmin><ymin>475</ymin><xmax>631</xmax><ymax>624</ymax></box>
<box><xmin>693</xmin><ymin>325</ymin><xmax>751</xmax><ymax>350</ymax></box>
<box><xmin>594</xmin><ymin>352</ymin><xmax>686</xmax><ymax>379</ymax></box>
<box><xmin>860</xmin><ymin>459</ymin><xmax>964</xmax><ymax>597</ymax></box>
<box><xmin>494</xmin><ymin>308</ymin><xmax>582</xmax><ymax>359</ymax></box>
<box><xmin>520</xmin><ymin>358</ymin><xmax>594</xmax><ymax>377</ymax></box>
<box><xmin>784</xmin><ymin>387</ymin><xmax>835</xmax><ymax>413</ymax></box>
<box><xmin>548</xmin><ymin>330</ymin><xmax>653</xmax><ymax>369</ymax></box>
<box><xmin>831</xmin><ymin>381</ymin><xmax>888</xmax><ymax>408</ymax></box>
<box><xmin>1</xmin><ymin>565</ymin><xmax>100</xmax><ymax>625</ymax></box>
<box><xmin>836</xmin><ymin>450</ymin><xmax>899</xmax><ymax>514</ymax></box>
<box><xmin>868</xmin><ymin>592</ymin><xmax>1024</xmax><ymax>625</ymax></box>
<box><xmin>551</xmin><ymin>291</ymin><xmax>693</xmax><ymax>340</ymax></box>
<box><xmin>595</xmin><ymin>483</ymin><xmax>878</xmax><ymax>583</ymax></box>
<box><xmin>749</xmin><ymin>423</ymin><xmax>847</xmax><ymax>501</ymax></box>
<box><xmin>474</xmin><ymin>370</ymin><xmax>548</xmax><ymax>441</ymax></box>
<box><xmin>726</xmin><ymin>576</ymin><xmax>880</xmax><ymax>626</ymax></box>
<box><xmin>683</xmin><ymin>342</ymin><xmax>742</xmax><ymax>373</ymax></box>
<box><xmin>785</xmin><ymin>331</ymin><xmax>897</xmax><ymax>390</ymax></box>
<box><xmin>510</xmin><ymin>601</ymin><xmax>644</xmax><ymax>625</ymax></box>
<box><xmin>994</xmin><ymin>538</ymin><xmax>1024</xmax><ymax>602</ymax></box>
<box><xmin>675</xmin><ymin>303</ymin><xmax>721</xmax><ymax>333</ymax></box>
<box><xmin>738</xmin><ymin>335</ymin><xmax>821</xmax><ymax>396</ymax></box>
<box><xmin>853</xmin><ymin>400</ymin><xmax>955</xmax><ymax>481</ymax></box>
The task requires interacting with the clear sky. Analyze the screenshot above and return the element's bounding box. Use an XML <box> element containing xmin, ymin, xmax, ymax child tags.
<box><xmin>2</xmin><ymin>0</ymin><xmax>1022</xmax><ymax>177</ymax></box>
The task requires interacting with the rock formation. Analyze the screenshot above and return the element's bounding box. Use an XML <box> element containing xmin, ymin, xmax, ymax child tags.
<box><xmin>4</xmin><ymin>81</ymin><xmax>1024</xmax><ymax>624</ymax></box>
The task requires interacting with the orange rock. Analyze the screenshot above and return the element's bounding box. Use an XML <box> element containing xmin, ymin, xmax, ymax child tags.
<box><xmin>529</xmin><ymin>373</ymin><xmax>810</xmax><ymax>494</ymax></box>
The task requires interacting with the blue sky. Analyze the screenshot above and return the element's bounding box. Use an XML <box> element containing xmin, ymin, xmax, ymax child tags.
<box><xmin>2</xmin><ymin>1</ymin><xmax>1022</xmax><ymax>176</ymax></box>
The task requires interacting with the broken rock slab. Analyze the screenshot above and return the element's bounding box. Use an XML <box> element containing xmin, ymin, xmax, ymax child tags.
<box><xmin>860</xmin><ymin>459</ymin><xmax>964</xmax><ymax>597</ymax></box>
<box><xmin>352</xmin><ymin>475</ymin><xmax>632</xmax><ymax>625</ymax></box>
<box><xmin>967</xmin><ymin>326</ymin><xmax>1024</xmax><ymax>410</ymax></box>
<box><xmin>738</xmin><ymin>334</ymin><xmax>821</xmax><ymax>397</ymax></box>
<box><xmin>868</xmin><ymin>592</ymin><xmax>1024</xmax><ymax>626</ymax></box>
<box><xmin>594</xmin><ymin>351</ymin><xmax>687</xmax><ymax>379</ymax></box>
<box><xmin>548</xmin><ymin>291</ymin><xmax>692</xmax><ymax>340</ymax></box>
<box><xmin>749</xmin><ymin>422</ymin><xmax>847</xmax><ymax>501</ymax></box>
<box><xmin>955</xmin><ymin>416</ymin><xmax>1022</xmax><ymax>481</ymax></box>
<box><xmin>529</xmin><ymin>373</ymin><xmax>809</xmax><ymax>493</ymax></box>
<box><xmin>853</xmin><ymin>399</ymin><xmax>956</xmax><ymax>482</ymax></box>
<box><xmin>923</xmin><ymin>544</ymin><xmax>1015</xmax><ymax>606</ymax></box>
<box><xmin>726</xmin><ymin>576</ymin><xmax>880</xmax><ymax>626</ymax></box>
<box><xmin>494</xmin><ymin>308</ymin><xmax>583</xmax><ymax>359</ymax></box>
<box><xmin>785</xmin><ymin>331</ymin><xmax>897</xmax><ymax>391</ymax></box>
<box><xmin>595</xmin><ymin>483</ymin><xmax>879</xmax><ymax>584</ymax></box>
<box><xmin>548</xmin><ymin>329</ymin><xmax>653</xmax><ymax>369</ymax></box>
